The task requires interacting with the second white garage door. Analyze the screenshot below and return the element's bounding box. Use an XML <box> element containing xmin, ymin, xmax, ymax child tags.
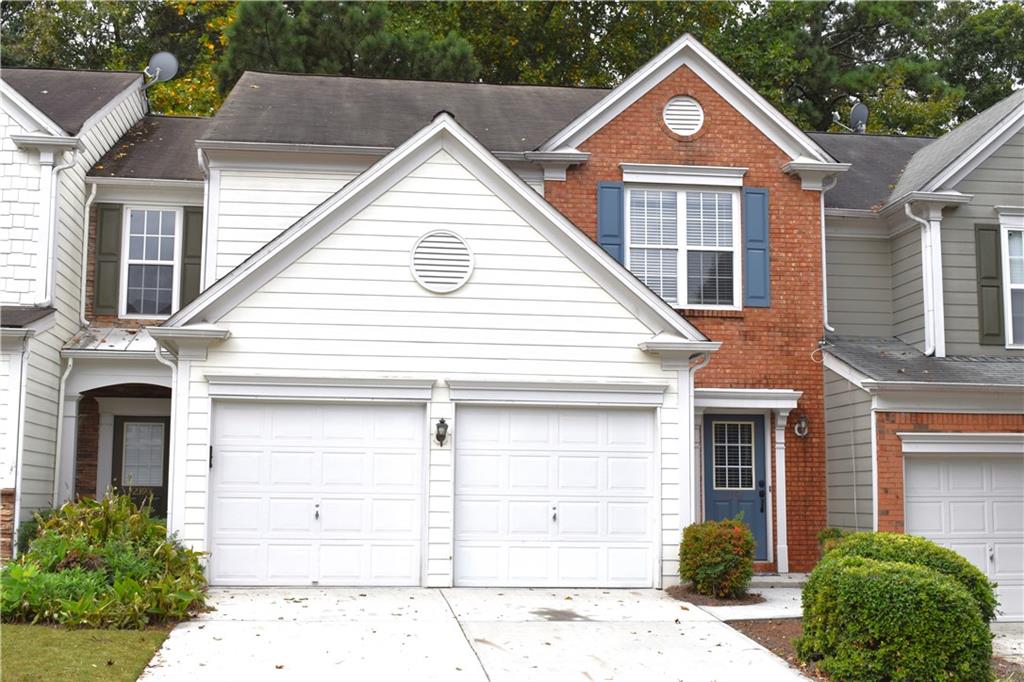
<box><xmin>454</xmin><ymin>406</ymin><xmax>657</xmax><ymax>587</ymax></box>
<box><xmin>209</xmin><ymin>402</ymin><xmax>424</xmax><ymax>586</ymax></box>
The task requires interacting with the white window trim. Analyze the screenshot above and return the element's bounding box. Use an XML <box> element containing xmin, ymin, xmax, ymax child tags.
<box><xmin>119</xmin><ymin>205</ymin><xmax>184</xmax><ymax>320</ymax></box>
<box><xmin>999</xmin><ymin>212</ymin><xmax>1024</xmax><ymax>349</ymax></box>
<box><xmin>625</xmin><ymin>185</ymin><xmax>742</xmax><ymax>310</ymax></box>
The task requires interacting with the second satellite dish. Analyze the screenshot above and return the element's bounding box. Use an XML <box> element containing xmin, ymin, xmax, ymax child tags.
<box><xmin>146</xmin><ymin>52</ymin><xmax>179</xmax><ymax>84</ymax></box>
<box><xmin>850</xmin><ymin>102</ymin><xmax>869</xmax><ymax>134</ymax></box>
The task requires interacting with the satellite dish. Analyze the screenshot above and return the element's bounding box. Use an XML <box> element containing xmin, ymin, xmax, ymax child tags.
<box><xmin>850</xmin><ymin>102</ymin><xmax>869</xmax><ymax>134</ymax></box>
<box><xmin>145</xmin><ymin>52</ymin><xmax>179</xmax><ymax>84</ymax></box>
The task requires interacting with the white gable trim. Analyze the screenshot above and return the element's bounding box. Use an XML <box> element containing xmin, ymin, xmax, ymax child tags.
<box><xmin>164</xmin><ymin>114</ymin><xmax>708</xmax><ymax>342</ymax></box>
<box><xmin>1</xmin><ymin>80</ymin><xmax>66</xmax><ymax>136</ymax></box>
<box><xmin>927</xmin><ymin>105</ymin><xmax>1024</xmax><ymax>191</ymax></box>
<box><xmin>540</xmin><ymin>33</ymin><xmax>833</xmax><ymax>163</ymax></box>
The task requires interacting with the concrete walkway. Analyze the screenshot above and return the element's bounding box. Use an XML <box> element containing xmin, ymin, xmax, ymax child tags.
<box><xmin>140</xmin><ymin>587</ymin><xmax>806</xmax><ymax>682</ymax></box>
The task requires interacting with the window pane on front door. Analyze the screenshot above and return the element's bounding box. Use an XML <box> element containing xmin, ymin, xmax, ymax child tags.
<box><xmin>712</xmin><ymin>421</ymin><xmax>754</xmax><ymax>490</ymax></box>
<box><xmin>122</xmin><ymin>422</ymin><xmax>165</xmax><ymax>486</ymax></box>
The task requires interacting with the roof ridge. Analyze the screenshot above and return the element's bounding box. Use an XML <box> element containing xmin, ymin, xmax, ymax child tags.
<box><xmin>238</xmin><ymin>70</ymin><xmax>611</xmax><ymax>92</ymax></box>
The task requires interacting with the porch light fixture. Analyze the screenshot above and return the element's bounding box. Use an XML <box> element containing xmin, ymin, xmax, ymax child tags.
<box><xmin>435</xmin><ymin>418</ymin><xmax>449</xmax><ymax>446</ymax></box>
<box><xmin>794</xmin><ymin>413</ymin><xmax>809</xmax><ymax>438</ymax></box>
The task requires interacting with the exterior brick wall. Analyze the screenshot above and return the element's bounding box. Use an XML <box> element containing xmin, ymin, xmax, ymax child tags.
<box><xmin>544</xmin><ymin>64</ymin><xmax>827</xmax><ymax>571</ymax></box>
<box><xmin>875</xmin><ymin>412</ymin><xmax>1024</xmax><ymax>532</ymax></box>
<box><xmin>1</xmin><ymin>488</ymin><xmax>14</xmax><ymax>559</ymax></box>
<box><xmin>84</xmin><ymin>203</ymin><xmax>163</xmax><ymax>328</ymax></box>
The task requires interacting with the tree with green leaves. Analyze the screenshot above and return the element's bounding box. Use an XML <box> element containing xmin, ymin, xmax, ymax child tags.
<box><xmin>214</xmin><ymin>0</ymin><xmax>302</xmax><ymax>94</ymax></box>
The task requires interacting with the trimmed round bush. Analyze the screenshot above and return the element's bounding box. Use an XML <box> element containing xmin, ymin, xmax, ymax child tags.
<box><xmin>796</xmin><ymin>555</ymin><xmax>992</xmax><ymax>681</ymax></box>
<box><xmin>679</xmin><ymin>517</ymin><xmax>755</xmax><ymax>598</ymax></box>
<box><xmin>1</xmin><ymin>493</ymin><xmax>207</xmax><ymax>628</ymax></box>
<box><xmin>825</xmin><ymin>531</ymin><xmax>997</xmax><ymax>620</ymax></box>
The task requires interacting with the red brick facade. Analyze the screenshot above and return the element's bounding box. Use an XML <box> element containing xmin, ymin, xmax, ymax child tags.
<box><xmin>544</xmin><ymin>64</ymin><xmax>827</xmax><ymax>571</ymax></box>
<box><xmin>875</xmin><ymin>412</ymin><xmax>1024</xmax><ymax>533</ymax></box>
<box><xmin>1</xmin><ymin>488</ymin><xmax>14</xmax><ymax>560</ymax></box>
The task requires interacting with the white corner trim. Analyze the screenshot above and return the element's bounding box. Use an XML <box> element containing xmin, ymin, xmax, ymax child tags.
<box><xmin>898</xmin><ymin>432</ymin><xmax>1024</xmax><ymax>456</ymax></box>
<box><xmin>447</xmin><ymin>379</ymin><xmax>669</xmax><ymax>406</ymax></box>
<box><xmin>540</xmin><ymin>33</ymin><xmax>833</xmax><ymax>163</ymax></box>
<box><xmin>620</xmin><ymin>163</ymin><xmax>747</xmax><ymax>187</ymax></box>
<box><xmin>205</xmin><ymin>375</ymin><xmax>435</xmax><ymax>402</ymax></box>
<box><xmin>166</xmin><ymin>113</ymin><xmax>708</xmax><ymax>342</ymax></box>
<box><xmin>694</xmin><ymin>388</ymin><xmax>802</xmax><ymax>411</ymax></box>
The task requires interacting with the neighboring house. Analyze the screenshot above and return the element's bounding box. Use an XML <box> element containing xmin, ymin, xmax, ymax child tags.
<box><xmin>0</xmin><ymin>69</ymin><xmax>147</xmax><ymax>557</ymax></box>
<box><xmin>813</xmin><ymin>89</ymin><xmax>1024</xmax><ymax>619</ymax></box>
<box><xmin>41</xmin><ymin>34</ymin><xmax>846</xmax><ymax>590</ymax></box>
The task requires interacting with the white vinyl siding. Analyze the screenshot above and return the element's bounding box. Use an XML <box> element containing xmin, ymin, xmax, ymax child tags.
<box><xmin>891</xmin><ymin>227</ymin><xmax>925</xmax><ymax>351</ymax></box>
<box><xmin>180</xmin><ymin>150</ymin><xmax>685</xmax><ymax>587</ymax></box>
<box><xmin>825</xmin><ymin>232</ymin><xmax>893</xmax><ymax>337</ymax></box>
<box><xmin>626</xmin><ymin>187</ymin><xmax>739</xmax><ymax>308</ymax></box>
<box><xmin>823</xmin><ymin>368</ymin><xmax>874</xmax><ymax>531</ymax></box>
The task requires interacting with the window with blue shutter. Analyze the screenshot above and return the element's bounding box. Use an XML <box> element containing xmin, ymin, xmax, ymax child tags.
<box><xmin>742</xmin><ymin>187</ymin><xmax>770</xmax><ymax>308</ymax></box>
<box><xmin>597</xmin><ymin>182</ymin><xmax>625</xmax><ymax>263</ymax></box>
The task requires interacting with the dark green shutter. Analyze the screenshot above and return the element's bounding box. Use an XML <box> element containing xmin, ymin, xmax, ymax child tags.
<box><xmin>742</xmin><ymin>187</ymin><xmax>770</xmax><ymax>307</ymax></box>
<box><xmin>93</xmin><ymin>204</ymin><xmax>122</xmax><ymax>315</ymax></box>
<box><xmin>180</xmin><ymin>207</ymin><xmax>204</xmax><ymax>307</ymax></box>
<box><xmin>597</xmin><ymin>182</ymin><xmax>625</xmax><ymax>263</ymax></box>
<box><xmin>975</xmin><ymin>224</ymin><xmax>1005</xmax><ymax>345</ymax></box>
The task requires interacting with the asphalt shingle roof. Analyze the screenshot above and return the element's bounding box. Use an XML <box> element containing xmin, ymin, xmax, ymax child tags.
<box><xmin>0</xmin><ymin>305</ymin><xmax>54</xmax><ymax>328</ymax></box>
<box><xmin>201</xmin><ymin>72</ymin><xmax>609</xmax><ymax>152</ymax></box>
<box><xmin>808</xmin><ymin>132</ymin><xmax>933</xmax><ymax>210</ymax></box>
<box><xmin>826</xmin><ymin>335</ymin><xmax>1024</xmax><ymax>386</ymax></box>
<box><xmin>89</xmin><ymin>115</ymin><xmax>209</xmax><ymax>181</ymax></box>
<box><xmin>1</xmin><ymin>69</ymin><xmax>141</xmax><ymax>135</ymax></box>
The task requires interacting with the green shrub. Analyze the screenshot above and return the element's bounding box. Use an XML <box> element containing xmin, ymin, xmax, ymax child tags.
<box><xmin>15</xmin><ymin>508</ymin><xmax>57</xmax><ymax>555</ymax></box>
<box><xmin>825</xmin><ymin>531</ymin><xmax>997</xmax><ymax>621</ymax></box>
<box><xmin>0</xmin><ymin>493</ymin><xmax>206</xmax><ymax>629</ymax></box>
<box><xmin>679</xmin><ymin>516</ymin><xmax>755</xmax><ymax>598</ymax></box>
<box><xmin>796</xmin><ymin>555</ymin><xmax>992</xmax><ymax>681</ymax></box>
<box><xmin>816</xmin><ymin>527</ymin><xmax>849</xmax><ymax>553</ymax></box>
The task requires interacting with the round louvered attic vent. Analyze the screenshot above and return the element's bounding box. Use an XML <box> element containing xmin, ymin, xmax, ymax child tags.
<box><xmin>663</xmin><ymin>96</ymin><xmax>704</xmax><ymax>136</ymax></box>
<box><xmin>410</xmin><ymin>230</ymin><xmax>474</xmax><ymax>293</ymax></box>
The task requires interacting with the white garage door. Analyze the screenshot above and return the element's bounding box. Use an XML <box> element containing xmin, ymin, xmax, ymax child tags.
<box><xmin>454</xmin><ymin>406</ymin><xmax>656</xmax><ymax>587</ymax></box>
<box><xmin>209</xmin><ymin>402</ymin><xmax>424</xmax><ymax>586</ymax></box>
<box><xmin>906</xmin><ymin>456</ymin><xmax>1024</xmax><ymax>621</ymax></box>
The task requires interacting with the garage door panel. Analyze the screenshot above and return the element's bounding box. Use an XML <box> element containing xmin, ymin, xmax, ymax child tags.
<box><xmin>454</xmin><ymin>406</ymin><xmax>655</xmax><ymax>587</ymax></box>
<box><xmin>995</xmin><ymin>543</ymin><xmax>1024</xmax><ymax>577</ymax></box>
<box><xmin>993</xmin><ymin>462</ymin><xmax>1024</xmax><ymax>490</ymax></box>
<box><xmin>906</xmin><ymin>501</ymin><xmax>945</xmax><ymax>533</ymax></box>
<box><xmin>949</xmin><ymin>501</ymin><xmax>987</xmax><ymax>533</ymax></box>
<box><xmin>947</xmin><ymin>461</ymin><xmax>985</xmax><ymax>492</ymax></box>
<box><xmin>994</xmin><ymin>501</ymin><xmax>1024</xmax><ymax>532</ymax></box>
<box><xmin>210</xmin><ymin>403</ymin><xmax>424</xmax><ymax>586</ymax></box>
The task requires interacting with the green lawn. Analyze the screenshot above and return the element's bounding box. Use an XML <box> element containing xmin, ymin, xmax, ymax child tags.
<box><xmin>1</xmin><ymin>624</ymin><xmax>170</xmax><ymax>682</ymax></box>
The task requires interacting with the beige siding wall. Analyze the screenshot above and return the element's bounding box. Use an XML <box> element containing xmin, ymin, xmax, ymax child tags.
<box><xmin>826</xmin><ymin>233</ymin><xmax>893</xmax><ymax>337</ymax></box>
<box><xmin>942</xmin><ymin>129</ymin><xmax>1024</xmax><ymax>355</ymax></box>
<box><xmin>891</xmin><ymin>227</ymin><xmax>925</xmax><ymax>350</ymax></box>
<box><xmin>824</xmin><ymin>367</ymin><xmax>873</xmax><ymax>531</ymax></box>
<box><xmin>183</xmin><ymin>150</ymin><xmax>683</xmax><ymax>586</ymax></box>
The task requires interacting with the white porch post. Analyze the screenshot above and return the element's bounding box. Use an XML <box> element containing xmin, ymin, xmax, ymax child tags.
<box><xmin>55</xmin><ymin>394</ymin><xmax>79</xmax><ymax>505</ymax></box>
<box><xmin>773</xmin><ymin>409</ymin><xmax>790</xmax><ymax>573</ymax></box>
<box><xmin>677</xmin><ymin>366</ymin><xmax>696</xmax><ymax>529</ymax></box>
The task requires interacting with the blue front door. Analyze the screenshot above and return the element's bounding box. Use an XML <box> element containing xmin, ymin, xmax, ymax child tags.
<box><xmin>703</xmin><ymin>414</ymin><xmax>768</xmax><ymax>561</ymax></box>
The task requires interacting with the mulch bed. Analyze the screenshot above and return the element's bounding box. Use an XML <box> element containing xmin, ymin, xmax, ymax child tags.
<box><xmin>730</xmin><ymin>617</ymin><xmax>1024</xmax><ymax>681</ymax></box>
<box><xmin>665</xmin><ymin>583</ymin><xmax>766</xmax><ymax>606</ymax></box>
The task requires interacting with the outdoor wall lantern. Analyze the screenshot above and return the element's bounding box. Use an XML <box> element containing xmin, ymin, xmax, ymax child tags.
<box><xmin>794</xmin><ymin>413</ymin><xmax>809</xmax><ymax>438</ymax></box>
<box><xmin>435</xmin><ymin>418</ymin><xmax>449</xmax><ymax>446</ymax></box>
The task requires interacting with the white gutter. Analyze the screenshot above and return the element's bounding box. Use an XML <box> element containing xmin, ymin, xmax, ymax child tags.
<box><xmin>50</xmin><ymin>357</ymin><xmax>74</xmax><ymax>506</ymax></box>
<box><xmin>79</xmin><ymin>182</ymin><xmax>98</xmax><ymax>327</ymax></box>
<box><xmin>820</xmin><ymin>174</ymin><xmax>839</xmax><ymax>332</ymax></box>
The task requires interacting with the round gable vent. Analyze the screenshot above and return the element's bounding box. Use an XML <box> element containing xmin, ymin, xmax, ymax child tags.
<box><xmin>663</xmin><ymin>96</ymin><xmax>704</xmax><ymax>136</ymax></box>
<box><xmin>411</xmin><ymin>230</ymin><xmax>474</xmax><ymax>293</ymax></box>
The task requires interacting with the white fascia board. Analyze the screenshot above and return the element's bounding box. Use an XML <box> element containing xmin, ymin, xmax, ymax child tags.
<box><xmin>0</xmin><ymin>328</ymin><xmax>35</xmax><ymax>341</ymax></box>
<box><xmin>88</xmin><ymin>177</ymin><xmax>204</xmax><ymax>206</ymax></box>
<box><xmin>898</xmin><ymin>431</ymin><xmax>1024</xmax><ymax>456</ymax></box>
<box><xmin>61</xmin><ymin>349</ymin><xmax>157</xmax><ymax>360</ymax></box>
<box><xmin>0</xmin><ymin>81</ymin><xmax>66</xmax><ymax>136</ymax></box>
<box><xmin>540</xmin><ymin>33</ymin><xmax>833</xmax><ymax>163</ymax></box>
<box><xmin>825</xmin><ymin>208</ymin><xmax>880</xmax><ymax>219</ymax></box>
<box><xmin>879</xmin><ymin>190</ymin><xmax>974</xmax><ymax>218</ymax></box>
<box><xmin>694</xmin><ymin>387</ymin><xmax>802</xmax><ymax>411</ymax></box>
<box><xmin>10</xmin><ymin>134</ymin><xmax>80</xmax><ymax>151</ymax></box>
<box><xmin>87</xmin><ymin>177</ymin><xmax>203</xmax><ymax>190</ymax></box>
<box><xmin>205</xmin><ymin>375</ymin><xmax>434</xmax><ymax>402</ymax></box>
<box><xmin>822</xmin><ymin>351</ymin><xmax>873</xmax><ymax>390</ymax></box>
<box><xmin>864</xmin><ymin>381</ymin><xmax>1024</xmax><ymax>413</ymax></box>
<box><xmin>166</xmin><ymin>114</ymin><xmax>709</xmax><ymax>342</ymax></box>
<box><xmin>620</xmin><ymin>163</ymin><xmax>747</xmax><ymax>187</ymax></box>
<box><xmin>447</xmin><ymin>379</ymin><xmax>669</xmax><ymax>406</ymax></box>
<box><xmin>927</xmin><ymin>105</ymin><xmax>1024</xmax><ymax>192</ymax></box>
<box><xmin>197</xmin><ymin>138</ymin><xmax>538</xmax><ymax>163</ymax></box>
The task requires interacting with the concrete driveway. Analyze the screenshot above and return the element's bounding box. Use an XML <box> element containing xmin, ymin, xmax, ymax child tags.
<box><xmin>140</xmin><ymin>587</ymin><xmax>805</xmax><ymax>682</ymax></box>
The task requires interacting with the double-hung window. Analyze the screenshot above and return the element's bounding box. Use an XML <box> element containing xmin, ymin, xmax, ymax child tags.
<box><xmin>627</xmin><ymin>188</ymin><xmax>740</xmax><ymax>308</ymax></box>
<box><xmin>1003</xmin><ymin>225</ymin><xmax>1024</xmax><ymax>347</ymax></box>
<box><xmin>120</xmin><ymin>207</ymin><xmax>182</xmax><ymax>318</ymax></box>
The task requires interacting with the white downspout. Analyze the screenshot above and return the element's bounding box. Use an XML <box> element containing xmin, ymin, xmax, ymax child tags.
<box><xmin>39</xmin><ymin>149</ymin><xmax>78</xmax><ymax>307</ymax></box>
<box><xmin>11</xmin><ymin>332</ymin><xmax>33</xmax><ymax>556</ymax></box>
<box><xmin>79</xmin><ymin>182</ymin><xmax>98</xmax><ymax>327</ymax></box>
<box><xmin>50</xmin><ymin>357</ymin><xmax>74</xmax><ymax>506</ymax></box>
<box><xmin>153</xmin><ymin>345</ymin><xmax>178</xmax><ymax>531</ymax></box>
<box><xmin>905</xmin><ymin>203</ymin><xmax>935</xmax><ymax>355</ymax></box>
<box><xmin>820</xmin><ymin>175</ymin><xmax>839</xmax><ymax>333</ymax></box>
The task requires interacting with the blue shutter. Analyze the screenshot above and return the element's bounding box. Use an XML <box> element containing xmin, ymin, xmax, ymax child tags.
<box><xmin>743</xmin><ymin>187</ymin><xmax>770</xmax><ymax>308</ymax></box>
<box><xmin>597</xmin><ymin>182</ymin><xmax>625</xmax><ymax>263</ymax></box>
